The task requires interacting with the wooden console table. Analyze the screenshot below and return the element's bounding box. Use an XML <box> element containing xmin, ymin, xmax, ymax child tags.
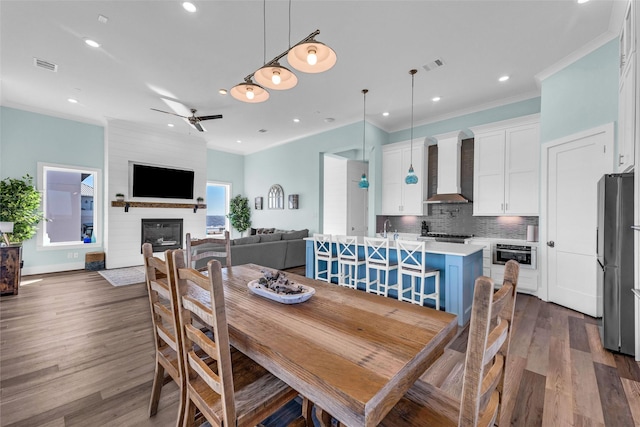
<box><xmin>1</xmin><ymin>245</ymin><xmax>22</xmax><ymax>295</ymax></box>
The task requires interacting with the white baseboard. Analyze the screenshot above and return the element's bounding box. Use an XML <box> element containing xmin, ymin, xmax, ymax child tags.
<box><xmin>22</xmin><ymin>261</ymin><xmax>85</xmax><ymax>276</ymax></box>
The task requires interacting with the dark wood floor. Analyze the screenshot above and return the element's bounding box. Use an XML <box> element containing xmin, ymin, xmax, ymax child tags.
<box><xmin>1</xmin><ymin>268</ymin><xmax>639</xmax><ymax>426</ymax></box>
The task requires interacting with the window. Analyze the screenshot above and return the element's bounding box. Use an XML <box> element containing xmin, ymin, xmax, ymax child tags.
<box><xmin>38</xmin><ymin>163</ymin><xmax>101</xmax><ymax>247</ymax></box>
<box><xmin>206</xmin><ymin>182</ymin><xmax>230</xmax><ymax>235</ymax></box>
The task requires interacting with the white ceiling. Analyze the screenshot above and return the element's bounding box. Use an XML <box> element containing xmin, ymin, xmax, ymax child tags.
<box><xmin>0</xmin><ymin>1</ymin><xmax>623</xmax><ymax>155</ymax></box>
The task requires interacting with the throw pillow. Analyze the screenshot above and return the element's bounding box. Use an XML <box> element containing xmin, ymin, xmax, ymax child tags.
<box><xmin>233</xmin><ymin>235</ymin><xmax>261</xmax><ymax>245</ymax></box>
<box><xmin>260</xmin><ymin>233</ymin><xmax>282</xmax><ymax>242</ymax></box>
<box><xmin>282</xmin><ymin>229</ymin><xmax>309</xmax><ymax>240</ymax></box>
<box><xmin>250</xmin><ymin>227</ymin><xmax>257</xmax><ymax>235</ymax></box>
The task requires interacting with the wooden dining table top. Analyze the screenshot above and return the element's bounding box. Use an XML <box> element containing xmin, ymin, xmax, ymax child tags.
<box><xmin>186</xmin><ymin>263</ymin><xmax>458</xmax><ymax>427</ymax></box>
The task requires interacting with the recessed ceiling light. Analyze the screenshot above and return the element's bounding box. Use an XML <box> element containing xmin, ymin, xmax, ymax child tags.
<box><xmin>167</xmin><ymin>123</ymin><xmax>174</xmax><ymax>127</ymax></box>
<box><xmin>183</xmin><ymin>2</ymin><xmax>197</xmax><ymax>12</ymax></box>
<box><xmin>432</xmin><ymin>96</ymin><xmax>441</xmax><ymax>102</ymax></box>
<box><xmin>577</xmin><ymin>0</ymin><xmax>589</xmax><ymax>3</ymax></box>
<box><xmin>293</xmin><ymin>118</ymin><xmax>300</xmax><ymax>123</ymax></box>
<box><xmin>236</xmin><ymin>140</ymin><xmax>242</xmax><ymax>144</ymax></box>
<box><xmin>84</xmin><ymin>39</ymin><xmax>100</xmax><ymax>48</ymax></box>
<box><xmin>67</xmin><ymin>98</ymin><xmax>78</xmax><ymax>104</ymax></box>
<box><xmin>324</xmin><ymin>117</ymin><xmax>335</xmax><ymax>123</ymax></box>
<box><xmin>498</xmin><ymin>75</ymin><xmax>510</xmax><ymax>82</ymax></box>
<box><xmin>382</xmin><ymin>112</ymin><xmax>390</xmax><ymax>117</ymax></box>
<box><xmin>218</xmin><ymin>89</ymin><xmax>227</xmax><ymax>95</ymax></box>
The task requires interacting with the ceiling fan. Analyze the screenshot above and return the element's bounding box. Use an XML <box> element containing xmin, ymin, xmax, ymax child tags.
<box><xmin>151</xmin><ymin>108</ymin><xmax>222</xmax><ymax>132</ymax></box>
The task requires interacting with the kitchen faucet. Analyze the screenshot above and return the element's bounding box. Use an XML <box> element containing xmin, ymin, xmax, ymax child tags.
<box><xmin>383</xmin><ymin>219</ymin><xmax>392</xmax><ymax>238</ymax></box>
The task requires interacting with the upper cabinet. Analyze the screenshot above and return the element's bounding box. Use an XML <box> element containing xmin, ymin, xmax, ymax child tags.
<box><xmin>618</xmin><ymin>0</ymin><xmax>636</xmax><ymax>173</ymax></box>
<box><xmin>470</xmin><ymin>114</ymin><xmax>540</xmax><ymax>216</ymax></box>
<box><xmin>381</xmin><ymin>139</ymin><xmax>427</xmax><ymax>215</ymax></box>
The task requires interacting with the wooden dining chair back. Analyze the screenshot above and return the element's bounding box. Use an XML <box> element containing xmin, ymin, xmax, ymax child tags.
<box><xmin>381</xmin><ymin>266</ymin><xmax>518</xmax><ymax>427</ymax></box>
<box><xmin>142</xmin><ymin>243</ymin><xmax>185</xmax><ymax>423</ymax></box>
<box><xmin>185</xmin><ymin>231</ymin><xmax>232</xmax><ymax>270</ymax></box>
<box><xmin>170</xmin><ymin>251</ymin><xmax>299</xmax><ymax>427</ymax></box>
<box><xmin>395</xmin><ymin>239</ymin><xmax>440</xmax><ymax>308</ymax></box>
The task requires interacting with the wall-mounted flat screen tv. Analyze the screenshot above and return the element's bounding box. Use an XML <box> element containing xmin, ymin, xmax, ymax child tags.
<box><xmin>131</xmin><ymin>163</ymin><xmax>194</xmax><ymax>199</ymax></box>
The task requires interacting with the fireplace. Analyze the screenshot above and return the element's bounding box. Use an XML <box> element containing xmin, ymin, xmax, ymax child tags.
<box><xmin>141</xmin><ymin>219</ymin><xmax>183</xmax><ymax>252</ymax></box>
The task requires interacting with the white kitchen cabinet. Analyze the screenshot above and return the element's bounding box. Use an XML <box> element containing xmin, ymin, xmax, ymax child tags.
<box><xmin>471</xmin><ymin>115</ymin><xmax>540</xmax><ymax>216</ymax></box>
<box><xmin>490</xmin><ymin>263</ymin><xmax>538</xmax><ymax>294</ymax></box>
<box><xmin>381</xmin><ymin>140</ymin><xmax>427</xmax><ymax>215</ymax></box>
<box><xmin>618</xmin><ymin>0</ymin><xmax>636</xmax><ymax>174</ymax></box>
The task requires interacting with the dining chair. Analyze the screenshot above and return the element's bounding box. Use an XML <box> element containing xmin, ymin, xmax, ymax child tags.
<box><xmin>142</xmin><ymin>243</ymin><xmax>186</xmax><ymax>424</ymax></box>
<box><xmin>380</xmin><ymin>260</ymin><xmax>519</xmax><ymax>427</ymax></box>
<box><xmin>363</xmin><ymin>236</ymin><xmax>398</xmax><ymax>297</ymax></box>
<box><xmin>313</xmin><ymin>233</ymin><xmax>338</xmax><ymax>283</ymax></box>
<box><xmin>170</xmin><ymin>251</ymin><xmax>300</xmax><ymax>427</ymax></box>
<box><xmin>185</xmin><ymin>231</ymin><xmax>232</xmax><ymax>270</ymax></box>
<box><xmin>396</xmin><ymin>239</ymin><xmax>440</xmax><ymax>308</ymax></box>
<box><xmin>335</xmin><ymin>235</ymin><xmax>366</xmax><ymax>290</ymax></box>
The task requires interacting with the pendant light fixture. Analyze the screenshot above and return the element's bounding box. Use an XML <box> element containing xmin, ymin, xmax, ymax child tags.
<box><xmin>254</xmin><ymin>0</ymin><xmax>298</xmax><ymax>90</ymax></box>
<box><xmin>287</xmin><ymin>31</ymin><xmax>337</xmax><ymax>73</ymax></box>
<box><xmin>405</xmin><ymin>69</ymin><xmax>418</xmax><ymax>185</ymax></box>
<box><xmin>230</xmin><ymin>79</ymin><xmax>270</xmax><ymax>103</ymax></box>
<box><xmin>359</xmin><ymin>89</ymin><xmax>370</xmax><ymax>189</ymax></box>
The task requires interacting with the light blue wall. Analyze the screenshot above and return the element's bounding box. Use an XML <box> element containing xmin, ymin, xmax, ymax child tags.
<box><xmin>244</xmin><ymin>121</ymin><xmax>387</xmax><ymax>235</ymax></box>
<box><xmin>390</xmin><ymin>97</ymin><xmax>541</xmax><ymax>143</ymax></box>
<box><xmin>206</xmin><ymin>149</ymin><xmax>244</xmax><ymax>196</ymax></box>
<box><xmin>540</xmin><ymin>39</ymin><xmax>619</xmax><ymax>144</ymax></box>
<box><xmin>0</xmin><ymin>106</ymin><xmax>104</xmax><ymax>271</ymax></box>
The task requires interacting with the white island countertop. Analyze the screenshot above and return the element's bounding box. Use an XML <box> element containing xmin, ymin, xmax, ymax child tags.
<box><xmin>304</xmin><ymin>237</ymin><xmax>483</xmax><ymax>257</ymax></box>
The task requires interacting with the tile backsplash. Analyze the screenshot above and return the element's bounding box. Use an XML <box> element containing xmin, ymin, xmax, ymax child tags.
<box><xmin>377</xmin><ymin>203</ymin><xmax>538</xmax><ymax>240</ymax></box>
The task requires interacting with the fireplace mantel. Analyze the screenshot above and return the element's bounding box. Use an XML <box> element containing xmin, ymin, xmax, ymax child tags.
<box><xmin>111</xmin><ymin>201</ymin><xmax>206</xmax><ymax>209</ymax></box>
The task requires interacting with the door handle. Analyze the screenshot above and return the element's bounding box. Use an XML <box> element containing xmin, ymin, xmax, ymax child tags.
<box><xmin>547</xmin><ymin>241</ymin><xmax>555</xmax><ymax>248</ymax></box>
<box><xmin>632</xmin><ymin>225</ymin><xmax>640</xmax><ymax>231</ymax></box>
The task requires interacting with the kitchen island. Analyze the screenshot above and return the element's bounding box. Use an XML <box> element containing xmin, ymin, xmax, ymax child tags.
<box><xmin>305</xmin><ymin>238</ymin><xmax>483</xmax><ymax>326</ymax></box>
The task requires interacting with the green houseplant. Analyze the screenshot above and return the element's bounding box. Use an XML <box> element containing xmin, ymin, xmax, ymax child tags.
<box><xmin>228</xmin><ymin>195</ymin><xmax>251</xmax><ymax>236</ymax></box>
<box><xmin>0</xmin><ymin>174</ymin><xmax>45</xmax><ymax>244</ymax></box>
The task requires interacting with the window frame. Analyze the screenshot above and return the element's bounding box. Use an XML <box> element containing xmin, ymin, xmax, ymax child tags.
<box><xmin>37</xmin><ymin>162</ymin><xmax>102</xmax><ymax>250</ymax></box>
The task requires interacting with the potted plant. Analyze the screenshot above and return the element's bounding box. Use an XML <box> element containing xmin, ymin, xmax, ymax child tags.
<box><xmin>228</xmin><ymin>195</ymin><xmax>251</xmax><ymax>236</ymax></box>
<box><xmin>115</xmin><ymin>193</ymin><xmax>125</xmax><ymax>201</ymax></box>
<box><xmin>0</xmin><ymin>174</ymin><xmax>46</xmax><ymax>295</ymax></box>
<box><xmin>196</xmin><ymin>197</ymin><xmax>204</xmax><ymax>204</ymax></box>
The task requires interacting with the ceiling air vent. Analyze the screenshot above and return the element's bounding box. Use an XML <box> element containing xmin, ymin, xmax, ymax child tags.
<box><xmin>34</xmin><ymin>58</ymin><xmax>58</xmax><ymax>72</ymax></box>
<box><xmin>422</xmin><ymin>57</ymin><xmax>445</xmax><ymax>72</ymax></box>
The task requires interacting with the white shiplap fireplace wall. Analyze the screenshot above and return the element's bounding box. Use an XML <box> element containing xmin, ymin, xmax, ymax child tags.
<box><xmin>106</xmin><ymin>121</ymin><xmax>207</xmax><ymax>269</ymax></box>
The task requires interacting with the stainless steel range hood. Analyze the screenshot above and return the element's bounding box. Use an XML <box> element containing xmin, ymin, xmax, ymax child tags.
<box><xmin>425</xmin><ymin>130</ymin><xmax>470</xmax><ymax>204</ymax></box>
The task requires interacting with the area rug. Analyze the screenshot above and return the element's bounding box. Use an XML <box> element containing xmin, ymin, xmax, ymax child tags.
<box><xmin>98</xmin><ymin>266</ymin><xmax>146</xmax><ymax>287</ymax></box>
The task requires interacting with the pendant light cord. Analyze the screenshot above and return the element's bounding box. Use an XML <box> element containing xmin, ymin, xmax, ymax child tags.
<box><xmin>288</xmin><ymin>0</ymin><xmax>292</xmax><ymax>49</ymax></box>
<box><xmin>263</xmin><ymin>0</ymin><xmax>267</xmax><ymax>65</ymax></box>
<box><xmin>410</xmin><ymin>70</ymin><xmax>415</xmax><ymax>167</ymax></box>
<box><xmin>363</xmin><ymin>89</ymin><xmax>367</xmax><ymax>161</ymax></box>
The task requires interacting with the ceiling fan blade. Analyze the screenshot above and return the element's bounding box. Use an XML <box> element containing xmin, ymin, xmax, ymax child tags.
<box><xmin>192</xmin><ymin>121</ymin><xmax>205</xmax><ymax>132</ymax></box>
<box><xmin>196</xmin><ymin>114</ymin><xmax>223</xmax><ymax>121</ymax></box>
<box><xmin>150</xmin><ymin>108</ymin><xmax>187</xmax><ymax>119</ymax></box>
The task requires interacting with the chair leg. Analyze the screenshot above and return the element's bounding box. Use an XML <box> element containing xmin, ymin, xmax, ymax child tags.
<box><xmin>435</xmin><ymin>272</ymin><xmax>440</xmax><ymax>310</ymax></box>
<box><xmin>148</xmin><ymin>360</ymin><xmax>165</xmax><ymax>417</ymax></box>
<box><xmin>183</xmin><ymin>393</ymin><xmax>197</xmax><ymax>427</ymax></box>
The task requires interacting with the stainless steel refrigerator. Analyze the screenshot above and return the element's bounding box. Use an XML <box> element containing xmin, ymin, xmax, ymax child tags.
<box><xmin>597</xmin><ymin>172</ymin><xmax>635</xmax><ymax>356</ymax></box>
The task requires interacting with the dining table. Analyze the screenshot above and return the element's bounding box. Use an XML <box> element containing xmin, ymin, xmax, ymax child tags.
<box><xmin>186</xmin><ymin>263</ymin><xmax>458</xmax><ymax>427</ymax></box>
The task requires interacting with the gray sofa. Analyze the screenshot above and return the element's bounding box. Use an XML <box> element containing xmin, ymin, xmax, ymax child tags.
<box><xmin>191</xmin><ymin>229</ymin><xmax>308</xmax><ymax>271</ymax></box>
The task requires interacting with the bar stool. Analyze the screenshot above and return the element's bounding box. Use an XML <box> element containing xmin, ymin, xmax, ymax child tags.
<box><xmin>396</xmin><ymin>239</ymin><xmax>440</xmax><ymax>309</ymax></box>
<box><xmin>335</xmin><ymin>235</ymin><xmax>366</xmax><ymax>290</ymax></box>
<box><xmin>364</xmin><ymin>237</ymin><xmax>398</xmax><ymax>297</ymax></box>
<box><xmin>314</xmin><ymin>233</ymin><xmax>338</xmax><ymax>283</ymax></box>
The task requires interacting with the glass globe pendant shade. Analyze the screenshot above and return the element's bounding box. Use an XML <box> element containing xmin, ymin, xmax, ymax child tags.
<box><xmin>405</xmin><ymin>165</ymin><xmax>418</xmax><ymax>184</ymax></box>
<box><xmin>287</xmin><ymin>39</ymin><xmax>337</xmax><ymax>73</ymax></box>
<box><xmin>230</xmin><ymin>80</ymin><xmax>269</xmax><ymax>103</ymax></box>
<box><xmin>359</xmin><ymin>173</ymin><xmax>370</xmax><ymax>189</ymax></box>
<box><xmin>254</xmin><ymin>63</ymin><xmax>298</xmax><ymax>90</ymax></box>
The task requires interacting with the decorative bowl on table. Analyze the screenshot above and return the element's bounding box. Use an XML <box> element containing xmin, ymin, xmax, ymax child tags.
<box><xmin>247</xmin><ymin>269</ymin><xmax>315</xmax><ymax>304</ymax></box>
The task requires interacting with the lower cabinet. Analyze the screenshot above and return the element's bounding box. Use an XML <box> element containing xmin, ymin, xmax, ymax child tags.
<box><xmin>490</xmin><ymin>263</ymin><xmax>538</xmax><ymax>294</ymax></box>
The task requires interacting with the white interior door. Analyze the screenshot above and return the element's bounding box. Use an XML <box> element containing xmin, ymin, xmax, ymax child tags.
<box><xmin>542</xmin><ymin>123</ymin><xmax>614</xmax><ymax>317</ymax></box>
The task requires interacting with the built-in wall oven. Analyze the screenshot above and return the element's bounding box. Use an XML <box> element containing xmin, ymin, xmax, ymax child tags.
<box><xmin>492</xmin><ymin>243</ymin><xmax>537</xmax><ymax>270</ymax></box>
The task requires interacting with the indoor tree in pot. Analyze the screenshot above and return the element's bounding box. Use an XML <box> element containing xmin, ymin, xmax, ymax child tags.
<box><xmin>228</xmin><ymin>195</ymin><xmax>251</xmax><ymax>237</ymax></box>
<box><xmin>0</xmin><ymin>174</ymin><xmax>46</xmax><ymax>295</ymax></box>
